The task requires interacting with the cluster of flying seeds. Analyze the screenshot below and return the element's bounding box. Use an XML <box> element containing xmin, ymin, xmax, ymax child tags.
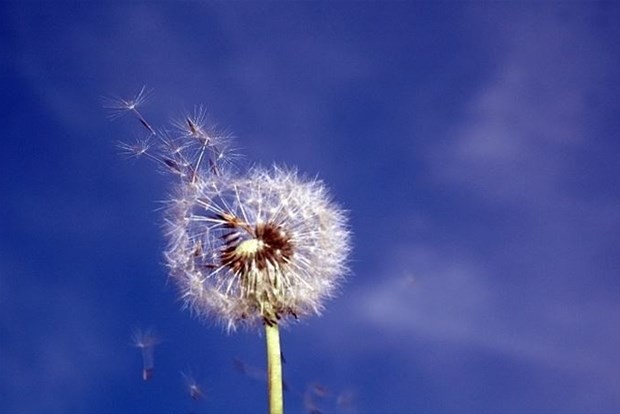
<box><xmin>131</xmin><ymin>328</ymin><xmax>206</xmax><ymax>402</ymax></box>
<box><xmin>110</xmin><ymin>87</ymin><xmax>350</xmax><ymax>331</ymax></box>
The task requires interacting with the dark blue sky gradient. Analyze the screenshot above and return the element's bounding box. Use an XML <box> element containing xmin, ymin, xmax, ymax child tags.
<box><xmin>1</xmin><ymin>2</ymin><xmax>619</xmax><ymax>414</ymax></box>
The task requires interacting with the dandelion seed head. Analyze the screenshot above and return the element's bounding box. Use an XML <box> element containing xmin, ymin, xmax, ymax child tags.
<box><xmin>166</xmin><ymin>166</ymin><xmax>351</xmax><ymax>330</ymax></box>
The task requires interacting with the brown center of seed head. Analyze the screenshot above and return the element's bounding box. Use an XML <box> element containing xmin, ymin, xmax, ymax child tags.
<box><xmin>220</xmin><ymin>222</ymin><xmax>294</xmax><ymax>275</ymax></box>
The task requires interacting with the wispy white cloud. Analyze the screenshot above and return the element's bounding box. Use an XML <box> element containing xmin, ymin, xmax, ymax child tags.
<box><xmin>351</xmin><ymin>244</ymin><xmax>617</xmax><ymax>374</ymax></box>
<box><xmin>323</xmin><ymin>5</ymin><xmax>620</xmax><ymax>408</ymax></box>
<box><xmin>427</xmin><ymin>6</ymin><xmax>616</xmax><ymax>209</ymax></box>
<box><xmin>418</xmin><ymin>6</ymin><xmax>619</xmax><ymax>376</ymax></box>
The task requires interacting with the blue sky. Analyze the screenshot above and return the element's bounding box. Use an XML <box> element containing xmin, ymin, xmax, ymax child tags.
<box><xmin>1</xmin><ymin>2</ymin><xmax>619</xmax><ymax>413</ymax></box>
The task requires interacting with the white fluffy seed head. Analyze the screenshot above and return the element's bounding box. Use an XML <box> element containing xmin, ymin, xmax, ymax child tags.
<box><xmin>165</xmin><ymin>166</ymin><xmax>351</xmax><ymax>331</ymax></box>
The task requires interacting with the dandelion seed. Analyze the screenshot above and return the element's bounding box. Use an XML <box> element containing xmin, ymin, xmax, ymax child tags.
<box><xmin>303</xmin><ymin>383</ymin><xmax>327</xmax><ymax>414</ymax></box>
<box><xmin>136</xmin><ymin>106</ymin><xmax>235</xmax><ymax>182</ymax></box>
<box><xmin>310</xmin><ymin>383</ymin><xmax>329</xmax><ymax>398</ymax></box>
<box><xmin>104</xmin><ymin>86</ymin><xmax>155</xmax><ymax>134</ymax></box>
<box><xmin>103</xmin><ymin>85</ymin><xmax>151</xmax><ymax>117</ymax></box>
<box><xmin>233</xmin><ymin>358</ymin><xmax>267</xmax><ymax>382</ymax></box>
<box><xmin>233</xmin><ymin>358</ymin><xmax>291</xmax><ymax>393</ymax></box>
<box><xmin>117</xmin><ymin>136</ymin><xmax>153</xmax><ymax>159</ymax></box>
<box><xmin>173</xmin><ymin>106</ymin><xmax>209</xmax><ymax>138</ymax></box>
<box><xmin>336</xmin><ymin>389</ymin><xmax>357</xmax><ymax>408</ymax></box>
<box><xmin>181</xmin><ymin>371</ymin><xmax>205</xmax><ymax>401</ymax></box>
<box><xmin>131</xmin><ymin>328</ymin><xmax>161</xmax><ymax>381</ymax></box>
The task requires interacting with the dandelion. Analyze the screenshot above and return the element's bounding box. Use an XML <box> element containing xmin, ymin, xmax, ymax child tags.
<box><xmin>165</xmin><ymin>167</ymin><xmax>349</xmax><ymax>414</ymax></box>
<box><xmin>131</xmin><ymin>328</ymin><xmax>161</xmax><ymax>381</ymax></box>
<box><xmin>111</xmin><ymin>88</ymin><xmax>351</xmax><ymax>414</ymax></box>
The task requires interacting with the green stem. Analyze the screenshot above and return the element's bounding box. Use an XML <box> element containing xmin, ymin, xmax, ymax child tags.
<box><xmin>265</xmin><ymin>323</ymin><xmax>283</xmax><ymax>414</ymax></box>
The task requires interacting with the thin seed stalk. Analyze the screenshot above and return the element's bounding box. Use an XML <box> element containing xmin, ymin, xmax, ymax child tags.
<box><xmin>265</xmin><ymin>323</ymin><xmax>283</xmax><ymax>414</ymax></box>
